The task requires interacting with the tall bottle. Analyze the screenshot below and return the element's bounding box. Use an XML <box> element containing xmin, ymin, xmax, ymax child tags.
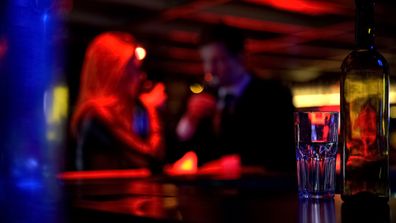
<box><xmin>340</xmin><ymin>0</ymin><xmax>390</xmax><ymax>201</ymax></box>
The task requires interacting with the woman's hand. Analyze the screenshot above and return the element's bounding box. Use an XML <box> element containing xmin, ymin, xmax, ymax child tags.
<box><xmin>139</xmin><ymin>82</ymin><xmax>167</xmax><ymax>110</ymax></box>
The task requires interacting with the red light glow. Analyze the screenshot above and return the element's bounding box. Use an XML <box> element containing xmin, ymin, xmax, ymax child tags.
<box><xmin>198</xmin><ymin>154</ymin><xmax>241</xmax><ymax>179</ymax></box>
<box><xmin>309</xmin><ymin>112</ymin><xmax>329</xmax><ymax>125</ymax></box>
<box><xmin>57</xmin><ymin>169</ymin><xmax>151</xmax><ymax>180</ymax></box>
<box><xmin>246</xmin><ymin>0</ymin><xmax>343</xmax><ymax>15</ymax></box>
<box><xmin>336</xmin><ymin>153</ymin><xmax>341</xmax><ymax>175</ymax></box>
<box><xmin>318</xmin><ymin>106</ymin><xmax>340</xmax><ymax>112</ymax></box>
<box><xmin>165</xmin><ymin>151</ymin><xmax>198</xmax><ymax>175</ymax></box>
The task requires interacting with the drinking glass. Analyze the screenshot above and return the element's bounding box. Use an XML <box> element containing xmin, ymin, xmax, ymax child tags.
<box><xmin>294</xmin><ymin>111</ymin><xmax>339</xmax><ymax>199</ymax></box>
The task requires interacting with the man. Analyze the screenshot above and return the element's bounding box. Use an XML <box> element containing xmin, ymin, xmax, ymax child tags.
<box><xmin>176</xmin><ymin>24</ymin><xmax>295</xmax><ymax>173</ymax></box>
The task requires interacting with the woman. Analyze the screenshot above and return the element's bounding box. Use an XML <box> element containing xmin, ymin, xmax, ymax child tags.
<box><xmin>70</xmin><ymin>32</ymin><xmax>166</xmax><ymax>171</ymax></box>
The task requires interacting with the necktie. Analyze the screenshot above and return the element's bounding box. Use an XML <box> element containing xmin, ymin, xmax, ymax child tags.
<box><xmin>223</xmin><ymin>93</ymin><xmax>236</xmax><ymax>114</ymax></box>
<box><xmin>219</xmin><ymin>93</ymin><xmax>236</xmax><ymax>133</ymax></box>
<box><xmin>214</xmin><ymin>93</ymin><xmax>237</xmax><ymax>155</ymax></box>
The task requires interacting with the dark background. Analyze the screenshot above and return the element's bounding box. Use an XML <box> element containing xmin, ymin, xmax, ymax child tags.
<box><xmin>2</xmin><ymin>0</ymin><xmax>390</xmax><ymax>170</ymax></box>
<box><xmin>63</xmin><ymin>0</ymin><xmax>396</xmax><ymax>160</ymax></box>
<box><xmin>64</xmin><ymin>0</ymin><xmax>396</xmax><ymax>115</ymax></box>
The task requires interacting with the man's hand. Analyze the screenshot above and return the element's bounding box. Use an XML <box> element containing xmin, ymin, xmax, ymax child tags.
<box><xmin>186</xmin><ymin>93</ymin><xmax>217</xmax><ymax>121</ymax></box>
<box><xmin>176</xmin><ymin>93</ymin><xmax>216</xmax><ymax>140</ymax></box>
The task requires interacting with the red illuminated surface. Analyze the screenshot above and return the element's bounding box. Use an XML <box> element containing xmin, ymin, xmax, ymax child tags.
<box><xmin>79</xmin><ymin>197</ymin><xmax>165</xmax><ymax>218</ymax></box>
<box><xmin>199</xmin><ymin>154</ymin><xmax>241</xmax><ymax>179</ymax></box>
<box><xmin>318</xmin><ymin>106</ymin><xmax>340</xmax><ymax>112</ymax></box>
<box><xmin>162</xmin><ymin>0</ymin><xmax>228</xmax><ymax>21</ymax></box>
<box><xmin>246</xmin><ymin>22</ymin><xmax>353</xmax><ymax>54</ymax></box>
<box><xmin>57</xmin><ymin>169</ymin><xmax>151</xmax><ymax>180</ymax></box>
<box><xmin>128</xmin><ymin>197</ymin><xmax>163</xmax><ymax>218</ymax></box>
<box><xmin>165</xmin><ymin>151</ymin><xmax>198</xmax><ymax>175</ymax></box>
<box><xmin>246</xmin><ymin>0</ymin><xmax>344</xmax><ymax>15</ymax></box>
<box><xmin>183</xmin><ymin>12</ymin><xmax>305</xmax><ymax>34</ymax></box>
<box><xmin>336</xmin><ymin>153</ymin><xmax>341</xmax><ymax>175</ymax></box>
<box><xmin>126</xmin><ymin>182</ymin><xmax>164</xmax><ymax>218</ymax></box>
<box><xmin>164</xmin><ymin>151</ymin><xmax>241</xmax><ymax>178</ymax></box>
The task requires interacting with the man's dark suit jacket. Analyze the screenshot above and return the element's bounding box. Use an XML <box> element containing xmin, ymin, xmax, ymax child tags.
<box><xmin>182</xmin><ymin>77</ymin><xmax>296</xmax><ymax>173</ymax></box>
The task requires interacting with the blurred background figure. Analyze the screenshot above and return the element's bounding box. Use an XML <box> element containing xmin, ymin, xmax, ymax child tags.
<box><xmin>70</xmin><ymin>32</ymin><xmax>166</xmax><ymax>172</ymax></box>
<box><xmin>175</xmin><ymin>24</ymin><xmax>295</xmax><ymax>174</ymax></box>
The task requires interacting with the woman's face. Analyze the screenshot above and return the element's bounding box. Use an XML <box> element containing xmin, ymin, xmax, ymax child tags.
<box><xmin>122</xmin><ymin>57</ymin><xmax>147</xmax><ymax>100</ymax></box>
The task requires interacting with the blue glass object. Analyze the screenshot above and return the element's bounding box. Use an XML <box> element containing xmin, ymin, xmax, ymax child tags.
<box><xmin>1</xmin><ymin>0</ymin><xmax>65</xmax><ymax>222</ymax></box>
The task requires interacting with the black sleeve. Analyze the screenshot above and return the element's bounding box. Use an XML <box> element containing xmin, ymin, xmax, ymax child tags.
<box><xmin>75</xmin><ymin>116</ymin><xmax>161</xmax><ymax>170</ymax></box>
<box><xmin>173</xmin><ymin>117</ymin><xmax>218</xmax><ymax>166</ymax></box>
<box><xmin>240</xmin><ymin>79</ymin><xmax>296</xmax><ymax>174</ymax></box>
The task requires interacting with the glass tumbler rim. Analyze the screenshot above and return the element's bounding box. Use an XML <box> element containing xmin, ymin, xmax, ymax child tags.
<box><xmin>294</xmin><ymin>111</ymin><xmax>339</xmax><ymax>114</ymax></box>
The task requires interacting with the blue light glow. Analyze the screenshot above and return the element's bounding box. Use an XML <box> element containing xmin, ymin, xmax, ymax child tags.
<box><xmin>2</xmin><ymin>1</ymin><xmax>64</xmax><ymax>222</ymax></box>
<box><xmin>378</xmin><ymin>59</ymin><xmax>383</xmax><ymax>67</ymax></box>
<box><xmin>26</xmin><ymin>158</ymin><xmax>39</xmax><ymax>170</ymax></box>
<box><xmin>42</xmin><ymin>13</ymin><xmax>48</xmax><ymax>23</ymax></box>
<box><xmin>16</xmin><ymin>179</ymin><xmax>44</xmax><ymax>190</ymax></box>
<box><xmin>5</xmin><ymin>0</ymin><xmax>59</xmax><ymax>180</ymax></box>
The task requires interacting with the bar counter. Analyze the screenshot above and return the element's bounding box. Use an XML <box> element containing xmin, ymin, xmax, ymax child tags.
<box><xmin>63</xmin><ymin>169</ymin><xmax>396</xmax><ymax>223</ymax></box>
<box><xmin>3</xmin><ymin>168</ymin><xmax>396</xmax><ymax>223</ymax></box>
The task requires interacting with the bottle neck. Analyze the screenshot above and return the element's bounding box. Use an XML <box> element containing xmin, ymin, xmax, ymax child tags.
<box><xmin>355</xmin><ymin>0</ymin><xmax>376</xmax><ymax>49</ymax></box>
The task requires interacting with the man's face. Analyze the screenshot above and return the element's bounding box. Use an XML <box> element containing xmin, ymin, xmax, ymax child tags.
<box><xmin>199</xmin><ymin>42</ymin><xmax>242</xmax><ymax>87</ymax></box>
